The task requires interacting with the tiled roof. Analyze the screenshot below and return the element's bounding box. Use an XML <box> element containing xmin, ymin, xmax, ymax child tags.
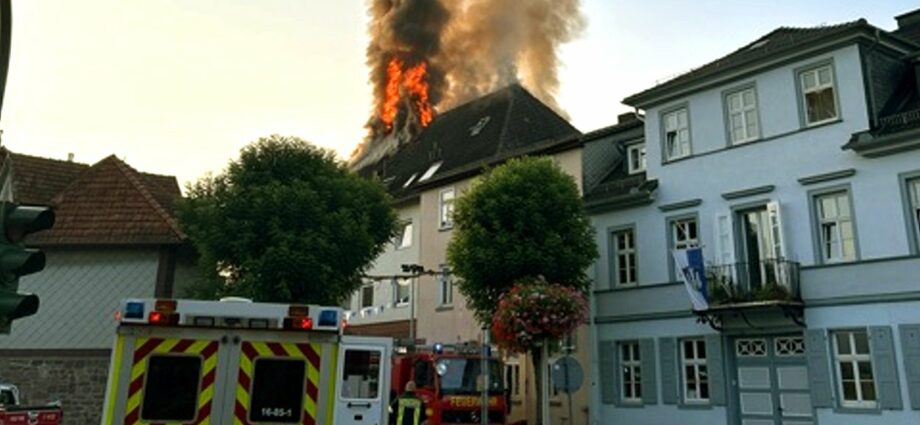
<box><xmin>357</xmin><ymin>84</ymin><xmax>581</xmax><ymax>200</ymax></box>
<box><xmin>624</xmin><ymin>19</ymin><xmax>913</xmax><ymax>106</ymax></box>
<box><xmin>4</xmin><ymin>151</ymin><xmax>185</xmax><ymax>245</ymax></box>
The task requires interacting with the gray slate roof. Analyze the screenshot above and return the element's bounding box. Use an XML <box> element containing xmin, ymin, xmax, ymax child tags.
<box><xmin>358</xmin><ymin>84</ymin><xmax>581</xmax><ymax>201</ymax></box>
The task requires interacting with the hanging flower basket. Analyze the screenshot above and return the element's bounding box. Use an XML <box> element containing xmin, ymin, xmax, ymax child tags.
<box><xmin>491</xmin><ymin>280</ymin><xmax>589</xmax><ymax>353</ymax></box>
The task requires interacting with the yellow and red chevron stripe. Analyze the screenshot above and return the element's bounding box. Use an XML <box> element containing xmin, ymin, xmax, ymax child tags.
<box><xmin>124</xmin><ymin>337</ymin><xmax>219</xmax><ymax>425</ymax></box>
<box><xmin>234</xmin><ymin>341</ymin><xmax>322</xmax><ymax>425</ymax></box>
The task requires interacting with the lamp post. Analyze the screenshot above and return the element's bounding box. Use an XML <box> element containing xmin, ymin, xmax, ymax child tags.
<box><xmin>400</xmin><ymin>264</ymin><xmax>425</xmax><ymax>345</ymax></box>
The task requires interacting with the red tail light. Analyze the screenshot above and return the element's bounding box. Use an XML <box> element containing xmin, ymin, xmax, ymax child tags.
<box><xmin>284</xmin><ymin>316</ymin><xmax>313</xmax><ymax>330</ymax></box>
<box><xmin>149</xmin><ymin>311</ymin><xmax>163</xmax><ymax>323</ymax></box>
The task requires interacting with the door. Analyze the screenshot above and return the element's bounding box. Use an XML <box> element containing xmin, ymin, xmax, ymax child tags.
<box><xmin>334</xmin><ymin>336</ymin><xmax>392</xmax><ymax>425</ymax></box>
<box><xmin>733</xmin><ymin>335</ymin><xmax>814</xmax><ymax>425</ymax></box>
<box><xmin>220</xmin><ymin>330</ymin><xmax>339</xmax><ymax>425</ymax></box>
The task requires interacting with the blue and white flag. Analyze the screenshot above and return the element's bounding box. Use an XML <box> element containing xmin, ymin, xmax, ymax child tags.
<box><xmin>672</xmin><ymin>248</ymin><xmax>709</xmax><ymax>311</ymax></box>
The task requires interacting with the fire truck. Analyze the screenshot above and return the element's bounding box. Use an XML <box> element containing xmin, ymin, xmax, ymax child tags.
<box><xmin>390</xmin><ymin>343</ymin><xmax>507</xmax><ymax>425</ymax></box>
<box><xmin>0</xmin><ymin>383</ymin><xmax>62</xmax><ymax>425</ymax></box>
<box><xmin>100</xmin><ymin>298</ymin><xmax>392</xmax><ymax>425</ymax></box>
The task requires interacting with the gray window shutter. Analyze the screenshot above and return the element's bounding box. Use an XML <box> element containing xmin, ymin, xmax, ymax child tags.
<box><xmin>705</xmin><ymin>334</ymin><xmax>726</xmax><ymax>406</ymax></box>
<box><xmin>640</xmin><ymin>338</ymin><xmax>658</xmax><ymax>404</ymax></box>
<box><xmin>805</xmin><ymin>329</ymin><xmax>834</xmax><ymax>408</ymax></box>
<box><xmin>899</xmin><ymin>324</ymin><xmax>920</xmax><ymax>410</ymax></box>
<box><xmin>659</xmin><ymin>337</ymin><xmax>678</xmax><ymax>404</ymax></box>
<box><xmin>598</xmin><ymin>340</ymin><xmax>616</xmax><ymax>404</ymax></box>
<box><xmin>870</xmin><ymin>326</ymin><xmax>903</xmax><ymax>410</ymax></box>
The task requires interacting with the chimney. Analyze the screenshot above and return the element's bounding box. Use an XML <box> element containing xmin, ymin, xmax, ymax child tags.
<box><xmin>67</xmin><ymin>153</ymin><xmax>74</xmax><ymax>162</ymax></box>
<box><xmin>617</xmin><ymin>112</ymin><xmax>638</xmax><ymax>124</ymax></box>
<box><xmin>894</xmin><ymin>8</ymin><xmax>920</xmax><ymax>45</ymax></box>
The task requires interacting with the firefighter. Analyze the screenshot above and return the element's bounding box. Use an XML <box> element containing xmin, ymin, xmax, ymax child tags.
<box><xmin>394</xmin><ymin>381</ymin><xmax>427</xmax><ymax>425</ymax></box>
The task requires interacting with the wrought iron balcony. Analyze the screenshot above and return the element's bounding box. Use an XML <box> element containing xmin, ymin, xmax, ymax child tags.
<box><xmin>703</xmin><ymin>259</ymin><xmax>801</xmax><ymax>306</ymax></box>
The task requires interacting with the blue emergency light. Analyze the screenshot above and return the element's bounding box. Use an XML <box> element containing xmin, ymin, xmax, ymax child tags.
<box><xmin>318</xmin><ymin>309</ymin><xmax>338</xmax><ymax>328</ymax></box>
<box><xmin>124</xmin><ymin>301</ymin><xmax>145</xmax><ymax>319</ymax></box>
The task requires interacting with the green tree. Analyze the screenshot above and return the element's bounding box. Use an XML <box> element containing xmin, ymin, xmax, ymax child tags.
<box><xmin>447</xmin><ymin>156</ymin><xmax>597</xmax><ymax>322</ymax></box>
<box><xmin>177</xmin><ymin>135</ymin><xmax>397</xmax><ymax>305</ymax></box>
<box><xmin>446</xmin><ymin>156</ymin><xmax>597</xmax><ymax>425</ymax></box>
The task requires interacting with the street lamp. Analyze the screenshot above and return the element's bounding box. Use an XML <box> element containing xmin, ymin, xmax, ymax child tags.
<box><xmin>400</xmin><ymin>263</ymin><xmax>425</xmax><ymax>343</ymax></box>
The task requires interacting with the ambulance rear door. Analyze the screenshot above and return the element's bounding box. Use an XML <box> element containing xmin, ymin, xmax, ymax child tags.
<box><xmin>334</xmin><ymin>336</ymin><xmax>392</xmax><ymax>425</ymax></box>
<box><xmin>219</xmin><ymin>328</ymin><xmax>340</xmax><ymax>425</ymax></box>
<box><xmin>101</xmin><ymin>325</ymin><xmax>228</xmax><ymax>425</ymax></box>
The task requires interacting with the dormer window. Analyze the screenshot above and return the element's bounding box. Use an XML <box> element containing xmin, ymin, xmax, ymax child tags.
<box><xmin>799</xmin><ymin>63</ymin><xmax>838</xmax><ymax>126</ymax></box>
<box><xmin>419</xmin><ymin>161</ymin><xmax>443</xmax><ymax>182</ymax></box>
<box><xmin>662</xmin><ymin>107</ymin><xmax>691</xmax><ymax>161</ymax></box>
<box><xmin>626</xmin><ymin>143</ymin><xmax>646</xmax><ymax>174</ymax></box>
<box><xmin>403</xmin><ymin>173</ymin><xmax>418</xmax><ymax>188</ymax></box>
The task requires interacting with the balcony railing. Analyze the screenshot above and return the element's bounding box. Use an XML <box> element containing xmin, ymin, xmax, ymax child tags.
<box><xmin>703</xmin><ymin>259</ymin><xmax>801</xmax><ymax>306</ymax></box>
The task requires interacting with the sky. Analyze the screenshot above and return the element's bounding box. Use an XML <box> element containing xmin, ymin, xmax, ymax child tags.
<box><xmin>1</xmin><ymin>0</ymin><xmax>916</xmax><ymax>187</ymax></box>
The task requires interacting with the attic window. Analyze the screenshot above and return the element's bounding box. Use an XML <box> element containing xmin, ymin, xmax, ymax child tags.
<box><xmin>403</xmin><ymin>173</ymin><xmax>418</xmax><ymax>188</ymax></box>
<box><xmin>418</xmin><ymin>161</ymin><xmax>443</xmax><ymax>182</ymax></box>
<box><xmin>469</xmin><ymin>116</ymin><xmax>492</xmax><ymax>136</ymax></box>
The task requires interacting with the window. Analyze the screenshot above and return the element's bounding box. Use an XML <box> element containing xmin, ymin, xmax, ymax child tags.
<box><xmin>626</xmin><ymin>144</ymin><xmax>646</xmax><ymax>174</ymax></box>
<box><xmin>799</xmin><ymin>64</ymin><xmax>838</xmax><ymax>126</ymax></box>
<box><xmin>361</xmin><ymin>284</ymin><xmax>374</xmax><ymax>309</ymax></box>
<box><xmin>832</xmin><ymin>330</ymin><xmax>876</xmax><ymax>408</ymax></box>
<box><xmin>403</xmin><ymin>172</ymin><xmax>418</xmax><ymax>188</ymax></box>
<box><xmin>504</xmin><ymin>363</ymin><xmax>521</xmax><ymax>397</ymax></box>
<box><xmin>395</xmin><ymin>221</ymin><xmax>413</xmax><ymax>249</ymax></box>
<box><xmin>726</xmin><ymin>87</ymin><xmax>759</xmax><ymax>143</ymax></box>
<box><xmin>815</xmin><ymin>191</ymin><xmax>856</xmax><ymax>262</ymax></box>
<box><xmin>611</xmin><ymin>228</ymin><xmax>637</xmax><ymax>286</ymax></box>
<box><xmin>438</xmin><ymin>266</ymin><xmax>453</xmax><ymax>306</ymax></box>
<box><xmin>341</xmin><ymin>349</ymin><xmax>382</xmax><ymax>400</ymax></box>
<box><xmin>620</xmin><ymin>341</ymin><xmax>642</xmax><ymax>402</ymax></box>
<box><xmin>681</xmin><ymin>339</ymin><xmax>709</xmax><ymax>403</ymax></box>
<box><xmin>141</xmin><ymin>355</ymin><xmax>202</xmax><ymax>421</ymax></box>
<box><xmin>393</xmin><ymin>278</ymin><xmax>410</xmax><ymax>306</ymax></box>
<box><xmin>908</xmin><ymin>178</ymin><xmax>920</xmax><ymax>246</ymax></box>
<box><xmin>439</xmin><ymin>188</ymin><xmax>455</xmax><ymax>229</ymax></box>
<box><xmin>672</xmin><ymin>218</ymin><xmax>699</xmax><ymax>250</ymax></box>
<box><xmin>250</xmin><ymin>359</ymin><xmax>306</xmax><ymax>423</ymax></box>
<box><xmin>419</xmin><ymin>161</ymin><xmax>443</xmax><ymax>182</ymax></box>
<box><xmin>663</xmin><ymin>108</ymin><xmax>691</xmax><ymax>160</ymax></box>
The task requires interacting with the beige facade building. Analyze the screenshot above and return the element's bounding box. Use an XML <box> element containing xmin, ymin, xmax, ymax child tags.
<box><xmin>349</xmin><ymin>84</ymin><xmax>592</xmax><ymax>425</ymax></box>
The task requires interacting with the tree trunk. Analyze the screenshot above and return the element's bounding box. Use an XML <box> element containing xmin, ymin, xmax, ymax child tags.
<box><xmin>530</xmin><ymin>343</ymin><xmax>545</xmax><ymax>425</ymax></box>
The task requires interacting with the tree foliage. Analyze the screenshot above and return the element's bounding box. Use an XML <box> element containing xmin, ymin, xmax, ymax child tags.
<box><xmin>446</xmin><ymin>156</ymin><xmax>598</xmax><ymax>324</ymax></box>
<box><xmin>177</xmin><ymin>135</ymin><xmax>397</xmax><ymax>305</ymax></box>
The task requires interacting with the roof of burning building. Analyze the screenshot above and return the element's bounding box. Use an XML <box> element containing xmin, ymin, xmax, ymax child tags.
<box><xmin>357</xmin><ymin>84</ymin><xmax>581</xmax><ymax>202</ymax></box>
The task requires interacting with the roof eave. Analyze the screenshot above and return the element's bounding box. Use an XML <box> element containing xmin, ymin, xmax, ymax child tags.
<box><xmin>843</xmin><ymin>126</ymin><xmax>920</xmax><ymax>157</ymax></box>
<box><xmin>624</xmin><ymin>27</ymin><xmax>913</xmax><ymax>109</ymax></box>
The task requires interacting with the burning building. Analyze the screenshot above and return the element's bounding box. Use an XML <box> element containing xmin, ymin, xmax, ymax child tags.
<box><xmin>351</xmin><ymin>0</ymin><xmax>585</xmax><ymax>168</ymax></box>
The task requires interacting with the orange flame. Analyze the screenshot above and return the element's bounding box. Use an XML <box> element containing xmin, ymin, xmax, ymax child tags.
<box><xmin>381</xmin><ymin>57</ymin><xmax>403</xmax><ymax>131</ymax></box>
<box><xmin>404</xmin><ymin>61</ymin><xmax>433</xmax><ymax>127</ymax></box>
<box><xmin>379</xmin><ymin>56</ymin><xmax>434</xmax><ymax>132</ymax></box>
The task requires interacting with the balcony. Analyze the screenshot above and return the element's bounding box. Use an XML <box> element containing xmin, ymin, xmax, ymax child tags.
<box><xmin>695</xmin><ymin>259</ymin><xmax>804</xmax><ymax>330</ymax></box>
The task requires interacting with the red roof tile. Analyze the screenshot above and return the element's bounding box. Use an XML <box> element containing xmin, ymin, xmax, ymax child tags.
<box><xmin>3</xmin><ymin>151</ymin><xmax>185</xmax><ymax>245</ymax></box>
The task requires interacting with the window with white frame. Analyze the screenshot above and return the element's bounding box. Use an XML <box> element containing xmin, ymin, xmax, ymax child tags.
<box><xmin>815</xmin><ymin>191</ymin><xmax>856</xmax><ymax>262</ymax></box>
<box><xmin>682</xmin><ymin>339</ymin><xmax>709</xmax><ymax>403</ymax></box>
<box><xmin>833</xmin><ymin>330</ymin><xmax>877</xmax><ymax>408</ymax></box>
<box><xmin>626</xmin><ymin>143</ymin><xmax>646</xmax><ymax>174</ymax></box>
<box><xmin>393</xmin><ymin>278</ymin><xmax>410</xmax><ymax>306</ymax></box>
<box><xmin>908</xmin><ymin>178</ymin><xmax>920</xmax><ymax>244</ymax></box>
<box><xmin>612</xmin><ymin>229</ymin><xmax>637</xmax><ymax>286</ymax></box>
<box><xmin>361</xmin><ymin>284</ymin><xmax>374</xmax><ymax>309</ymax></box>
<box><xmin>438</xmin><ymin>266</ymin><xmax>453</xmax><ymax>306</ymax></box>
<box><xmin>439</xmin><ymin>188</ymin><xmax>455</xmax><ymax>229</ymax></box>
<box><xmin>800</xmin><ymin>64</ymin><xmax>838</xmax><ymax>126</ymax></box>
<box><xmin>663</xmin><ymin>108</ymin><xmax>691</xmax><ymax>160</ymax></box>
<box><xmin>620</xmin><ymin>341</ymin><xmax>642</xmax><ymax>402</ymax></box>
<box><xmin>672</xmin><ymin>218</ymin><xmax>699</xmax><ymax>250</ymax></box>
<box><xmin>505</xmin><ymin>363</ymin><xmax>521</xmax><ymax>397</ymax></box>
<box><xmin>395</xmin><ymin>221</ymin><xmax>413</xmax><ymax>249</ymax></box>
<box><xmin>726</xmin><ymin>87</ymin><xmax>759</xmax><ymax>143</ymax></box>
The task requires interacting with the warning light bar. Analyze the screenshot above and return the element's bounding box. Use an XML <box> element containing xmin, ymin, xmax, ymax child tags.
<box><xmin>117</xmin><ymin>298</ymin><xmax>344</xmax><ymax>332</ymax></box>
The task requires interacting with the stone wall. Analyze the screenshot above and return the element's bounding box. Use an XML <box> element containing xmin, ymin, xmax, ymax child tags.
<box><xmin>0</xmin><ymin>350</ymin><xmax>110</xmax><ymax>425</ymax></box>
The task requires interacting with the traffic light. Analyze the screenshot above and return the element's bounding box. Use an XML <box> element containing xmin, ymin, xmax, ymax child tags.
<box><xmin>0</xmin><ymin>202</ymin><xmax>55</xmax><ymax>333</ymax></box>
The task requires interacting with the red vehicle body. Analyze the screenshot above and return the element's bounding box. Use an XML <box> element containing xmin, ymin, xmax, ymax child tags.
<box><xmin>391</xmin><ymin>346</ymin><xmax>507</xmax><ymax>425</ymax></box>
<box><xmin>0</xmin><ymin>407</ymin><xmax>62</xmax><ymax>425</ymax></box>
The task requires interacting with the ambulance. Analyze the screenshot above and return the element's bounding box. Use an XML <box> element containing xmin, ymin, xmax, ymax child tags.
<box><xmin>100</xmin><ymin>298</ymin><xmax>392</xmax><ymax>425</ymax></box>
